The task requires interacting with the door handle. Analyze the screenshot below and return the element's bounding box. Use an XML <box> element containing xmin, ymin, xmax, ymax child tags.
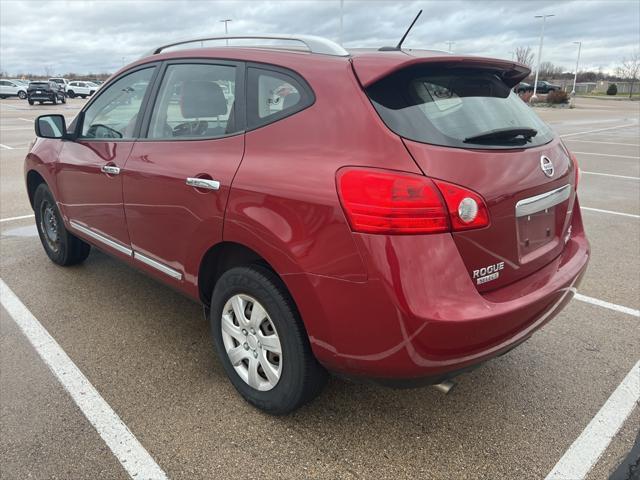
<box><xmin>101</xmin><ymin>165</ymin><xmax>120</xmax><ymax>175</ymax></box>
<box><xmin>186</xmin><ymin>177</ymin><xmax>220</xmax><ymax>191</ymax></box>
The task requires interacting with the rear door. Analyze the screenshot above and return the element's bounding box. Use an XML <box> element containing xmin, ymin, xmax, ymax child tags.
<box><xmin>123</xmin><ymin>60</ymin><xmax>245</xmax><ymax>286</ymax></box>
<box><xmin>57</xmin><ymin>65</ymin><xmax>158</xmax><ymax>256</ymax></box>
<box><xmin>363</xmin><ymin>64</ymin><xmax>577</xmax><ymax>291</ymax></box>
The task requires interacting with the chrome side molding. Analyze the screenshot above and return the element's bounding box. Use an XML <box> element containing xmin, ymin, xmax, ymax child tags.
<box><xmin>69</xmin><ymin>221</ymin><xmax>132</xmax><ymax>256</ymax></box>
<box><xmin>133</xmin><ymin>252</ymin><xmax>183</xmax><ymax>280</ymax></box>
<box><xmin>515</xmin><ymin>185</ymin><xmax>571</xmax><ymax>218</ymax></box>
<box><xmin>69</xmin><ymin>221</ymin><xmax>182</xmax><ymax>281</ymax></box>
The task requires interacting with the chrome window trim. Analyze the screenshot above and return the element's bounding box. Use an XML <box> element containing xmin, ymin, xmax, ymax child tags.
<box><xmin>69</xmin><ymin>221</ymin><xmax>132</xmax><ymax>256</ymax></box>
<box><xmin>515</xmin><ymin>184</ymin><xmax>571</xmax><ymax>217</ymax></box>
<box><xmin>133</xmin><ymin>252</ymin><xmax>183</xmax><ymax>280</ymax></box>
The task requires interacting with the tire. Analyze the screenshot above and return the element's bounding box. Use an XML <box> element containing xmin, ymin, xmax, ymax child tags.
<box><xmin>34</xmin><ymin>183</ymin><xmax>91</xmax><ymax>266</ymax></box>
<box><xmin>211</xmin><ymin>265</ymin><xmax>327</xmax><ymax>415</ymax></box>
<box><xmin>28</xmin><ymin>99</ymin><xmax>34</xmax><ymax>105</ymax></box>
<box><xmin>18</xmin><ymin>91</ymin><xmax>27</xmax><ymax>99</ymax></box>
<box><xmin>0</xmin><ymin>95</ymin><xmax>6</xmax><ymax>99</ymax></box>
<box><xmin>81</xmin><ymin>95</ymin><xmax>87</xmax><ymax>99</ymax></box>
<box><xmin>61</xmin><ymin>94</ymin><xmax>66</xmax><ymax>104</ymax></box>
<box><xmin>52</xmin><ymin>95</ymin><xmax>57</xmax><ymax>105</ymax></box>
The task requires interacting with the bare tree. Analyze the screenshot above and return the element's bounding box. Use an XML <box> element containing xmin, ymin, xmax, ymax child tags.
<box><xmin>617</xmin><ymin>50</ymin><xmax>640</xmax><ymax>98</ymax></box>
<box><xmin>514</xmin><ymin>46</ymin><xmax>534</xmax><ymax>68</ymax></box>
<box><xmin>43</xmin><ymin>65</ymin><xmax>54</xmax><ymax>78</ymax></box>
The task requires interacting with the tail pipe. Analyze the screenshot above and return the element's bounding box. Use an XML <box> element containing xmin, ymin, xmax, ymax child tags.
<box><xmin>432</xmin><ymin>380</ymin><xmax>456</xmax><ymax>394</ymax></box>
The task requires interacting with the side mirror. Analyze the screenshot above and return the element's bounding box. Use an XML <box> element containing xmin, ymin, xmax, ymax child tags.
<box><xmin>35</xmin><ymin>114</ymin><xmax>67</xmax><ymax>139</ymax></box>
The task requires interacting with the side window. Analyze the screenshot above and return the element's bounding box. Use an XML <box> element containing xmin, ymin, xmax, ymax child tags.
<box><xmin>0</xmin><ymin>81</ymin><xmax>9</xmax><ymax>86</ymax></box>
<box><xmin>80</xmin><ymin>67</ymin><xmax>155</xmax><ymax>140</ymax></box>
<box><xmin>247</xmin><ymin>67</ymin><xmax>313</xmax><ymax>128</ymax></box>
<box><xmin>147</xmin><ymin>63</ymin><xmax>238</xmax><ymax>139</ymax></box>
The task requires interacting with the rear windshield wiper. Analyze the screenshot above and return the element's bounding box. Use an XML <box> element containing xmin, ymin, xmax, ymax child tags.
<box><xmin>464</xmin><ymin>127</ymin><xmax>538</xmax><ymax>144</ymax></box>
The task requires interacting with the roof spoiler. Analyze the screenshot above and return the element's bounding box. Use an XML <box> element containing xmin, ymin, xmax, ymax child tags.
<box><xmin>352</xmin><ymin>54</ymin><xmax>531</xmax><ymax>88</ymax></box>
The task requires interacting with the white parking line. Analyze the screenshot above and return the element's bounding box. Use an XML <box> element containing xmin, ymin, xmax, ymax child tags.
<box><xmin>0</xmin><ymin>214</ymin><xmax>34</xmax><ymax>223</ymax></box>
<box><xmin>0</xmin><ymin>143</ymin><xmax>14</xmax><ymax>150</ymax></box>
<box><xmin>573</xmin><ymin>151</ymin><xmax>639</xmax><ymax>160</ymax></box>
<box><xmin>560</xmin><ymin>123</ymin><xmax>639</xmax><ymax>138</ymax></box>
<box><xmin>575</xmin><ymin>293</ymin><xmax>640</xmax><ymax>317</ymax></box>
<box><xmin>0</xmin><ymin>127</ymin><xmax>33</xmax><ymax>131</ymax></box>
<box><xmin>544</xmin><ymin>360</ymin><xmax>640</xmax><ymax>480</ymax></box>
<box><xmin>581</xmin><ymin>207</ymin><xmax>640</xmax><ymax>219</ymax></box>
<box><xmin>582</xmin><ymin>171</ymin><xmax>640</xmax><ymax>180</ymax></box>
<box><xmin>0</xmin><ymin>279</ymin><xmax>168</xmax><ymax>480</ymax></box>
<box><xmin>18</xmin><ymin>118</ymin><xmax>33</xmax><ymax>123</ymax></box>
<box><xmin>566</xmin><ymin>139</ymin><xmax>640</xmax><ymax>147</ymax></box>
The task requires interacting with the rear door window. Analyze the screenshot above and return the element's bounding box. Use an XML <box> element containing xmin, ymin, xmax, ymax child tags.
<box><xmin>147</xmin><ymin>63</ymin><xmax>240</xmax><ymax>139</ymax></box>
<box><xmin>367</xmin><ymin>67</ymin><xmax>554</xmax><ymax>149</ymax></box>
<box><xmin>247</xmin><ymin>66</ymin><xmax>314</xmax><ymax>129</ymax></box>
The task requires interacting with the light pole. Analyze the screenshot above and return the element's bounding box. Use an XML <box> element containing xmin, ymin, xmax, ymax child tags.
<box><xmin>531</xmin><ymin>14</ymin><xmax>554</xmax><ymax>102</ymax></box>
<box><xmin>446</xmin><ymin>41</ymin><xmax>455</xmax><ymax>53</ymax></box>
<box><xmin>571</xmin><ymin>41</ymin><xmax>582</xmax><ymax>96</ymax></box>
<box><xmin>220</xmin><ymin>19</ymin><xmax>232</xmax><ymax>46</ymax></box>
<box><xmin>339</xmin><ymin>0</ymin><xmax>344</xmax><ymax>46</ymax></box>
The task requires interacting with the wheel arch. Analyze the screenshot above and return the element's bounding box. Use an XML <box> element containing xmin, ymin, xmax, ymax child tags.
<box><xmin>26</xmin><ymin>169</ymin><xmax>47</xmax><ymax>208</ymax></box>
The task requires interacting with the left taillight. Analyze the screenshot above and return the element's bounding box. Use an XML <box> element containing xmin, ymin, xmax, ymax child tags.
<box><xmin>336</xmin><ymin>168</ymin><xmax>489</xmax><ymax>235</ymax></box>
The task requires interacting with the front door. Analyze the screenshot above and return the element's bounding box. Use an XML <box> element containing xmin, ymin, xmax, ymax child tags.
<box><xmin>123</xmin><ymin>61</ymin><xmax>245</xmax><ymax>289</ymax></box>
<box><xmin>57</xmin><ymin>66</ymin><xmax>158</xmax><ymax>255</ymax></box>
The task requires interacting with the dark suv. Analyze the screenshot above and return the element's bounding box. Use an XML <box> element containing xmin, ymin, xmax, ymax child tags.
<box><xmin>27</xmin><ymin>81</ymin><xmax>66</xmax><ymax>105</ymax></box>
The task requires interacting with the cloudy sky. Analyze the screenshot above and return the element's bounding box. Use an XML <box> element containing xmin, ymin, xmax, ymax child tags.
<box><xmin>1</xmin><ymin>0</ymin><xmax>638</xmax><ymax>76</ymax></box>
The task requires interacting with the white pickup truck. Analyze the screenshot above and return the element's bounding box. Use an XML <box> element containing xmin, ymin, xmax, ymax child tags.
<box><xmin>66</xmin><ymin>81</ymin><xmax>98</xmax><ymax>99</ymax></box>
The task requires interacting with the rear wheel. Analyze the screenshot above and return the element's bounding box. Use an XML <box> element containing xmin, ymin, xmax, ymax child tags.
<box><xmin>28</xmin><ymin>99</ymin><xmax>34</xmax><ymax>105</ymax></box>
<box><xmin>80</xmin><ymin>95</ymin><xmax>87</xmax><ymax>99</ymax></box>
<box><xmin>18</xmin><ymin>91</ymin><xmax>27</xmax><ymax>99</ymax></box>
<box><xmin>52</xmin><ymin>96</ymin><xmax>57</xmax><ymax>105</ymax></box>
<box><xmin>34</xmin><ymin>183</ymin><xmax>90</xmax><ymax>266</ymax></box>
<box><xmin>67</xmin><ymin>90</ymin><xmax>75</xmax><ymax>98</ymax></box>
<box><xmin>211</xmin><ymin>266</ymin><xmax>327</xmax><ymax>414</ymax></box>
<box><xmin>61</xmin><ymin>94</ymin><xmax>66</xmax><ymax>104</ymax></box>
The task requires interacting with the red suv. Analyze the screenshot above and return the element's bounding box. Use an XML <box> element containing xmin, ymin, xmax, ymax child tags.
<box><xmin>25</xmin><ymin>35</ymin><xmax>589</xmax><ymax>414</ymax></box>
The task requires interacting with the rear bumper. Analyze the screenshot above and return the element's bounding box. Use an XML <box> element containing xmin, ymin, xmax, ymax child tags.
<box><xmin>28</xmin><ymin>94</ymin><xmax>56</xmax><ymax>101</ymax></box>
<box><xmin>288</xmin><ymin>203</ymin><xmax>589</xmax><ymax>382</ymax></box>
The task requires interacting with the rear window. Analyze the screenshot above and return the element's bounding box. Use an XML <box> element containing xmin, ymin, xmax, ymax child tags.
<box><xmin>29</xmin><ymin>82</ymin><xmax>49</xmax><ymax>87</ymax></box>
<box><xmin>367</xmin><ymin>67</ymin><xmax>554</xmax><ymax>149</ymax></box>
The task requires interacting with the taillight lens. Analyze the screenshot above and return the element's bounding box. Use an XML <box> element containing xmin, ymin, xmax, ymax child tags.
<box><xmin>434</xmin><ymin>180</ymin><xmax>490</xmax><ymax>231</ymax></box>
<box><xmin>336</xmin><ymin>168</ymin><xmax>490</xmax><ymax>235</ymax></box>
<box><xmin>570</xmin><ymin>150</ymin><xmax>580</xmax><ymax>191</ymax></box>
<box><xmin>337</xmin><ymin>168</ymin><xmax>449</xmax><ymax>234</ymax></box>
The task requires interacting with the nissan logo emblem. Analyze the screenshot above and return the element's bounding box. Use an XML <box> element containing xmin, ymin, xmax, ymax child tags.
<box><xmin>540</xmin><ymin>156</ymin><xmax>554</xmax><ymax>178</ymax></box>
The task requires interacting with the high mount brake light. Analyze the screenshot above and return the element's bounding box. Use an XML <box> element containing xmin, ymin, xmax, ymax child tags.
<box><xmin>337</xmin><ymin>168</ymin><xmax>489</xmax><ymax>234</ymax></box>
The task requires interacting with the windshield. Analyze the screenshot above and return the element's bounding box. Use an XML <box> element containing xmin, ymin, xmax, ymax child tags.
<box><xmin>367</xmin><ymin>67</ymin><xmax>554</xmax><ymax>149</ymax></box>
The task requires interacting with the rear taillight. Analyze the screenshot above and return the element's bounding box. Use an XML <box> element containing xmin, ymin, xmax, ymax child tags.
<box><xmin>570</xmin><ymin>150</ymin><xmax>580</xmax><ymax>191</ymax></box>
<box><xmin>336</xmin><ymin>168</ymin><xmax>489</xmax><ymax>235</ymax></box>
<box><xmin>337</xmin><ymin>168</ymin><xmax>449</xmax><ymax>234</ymax></box>
<box><xmin>434</xmin><ymin>180</ymin><xmax>490</xmax><ymax>231</ymax></box>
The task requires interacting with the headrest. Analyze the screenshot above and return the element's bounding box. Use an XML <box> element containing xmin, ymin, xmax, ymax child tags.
<box><xmin>181</xmin><ymin>81</ymin><xmax>228</xmax><ymax>118</ymax></box>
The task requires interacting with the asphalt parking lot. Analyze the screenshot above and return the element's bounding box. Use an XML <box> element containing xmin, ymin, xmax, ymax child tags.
<box><xmin>1</xmin><ymin>96</ymin><xmax>639</xmax><ymax>479</ymax></box>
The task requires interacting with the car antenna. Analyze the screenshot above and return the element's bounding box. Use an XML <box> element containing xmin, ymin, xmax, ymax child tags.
<box><xmin>379</xmin><ymin>10</ymin><xmax>422</xmax><ymax>51</ymax></box>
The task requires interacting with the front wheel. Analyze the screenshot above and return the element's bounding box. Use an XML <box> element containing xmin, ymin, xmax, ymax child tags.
<box><xmin>61</xmin><ymin>94</ymin><xmax>66</xmax><ymax>104</ymax></box>
<box><xmin>51</xmin><ymin>96</ymin><xmax>57</xmax><ymax>105</ymax></box>
<box><xmin>211</xmin><ymin>266</ymin><xmax>327</xmax><ymax>415</ymax></box>
<box><xmin>34</xmin><ymin>183</ymin><xmax>91</xmax><ymax>266</ymax></box>
<box><xmin>18</xmin><ymin>91</ymin><xmax>27</xmax><ymax>99</ymax></box>
<box><xmin>67</xmin><ymin>90</ymin><xmax>75</xmax><ymax>98</ymax></box>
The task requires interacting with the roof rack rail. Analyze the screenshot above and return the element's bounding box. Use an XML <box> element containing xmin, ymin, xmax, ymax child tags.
<box><xmin>145</xmin><ymin>34</ymin><xmax>349</xmax><ymax>57</ymax></box>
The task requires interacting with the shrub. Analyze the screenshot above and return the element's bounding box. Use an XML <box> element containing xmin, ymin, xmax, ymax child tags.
<box><xmin>606</xmin><ymin>84</ymin><xmax>618</xmax><ymax>95</ymax></box>
<box><xmin>520</xmin><ymin>91</ymin><xmax>533</xmax><ymax>103</ymax></box>
<box><xmin>546</xmin><ymin>90</ymin><xmax>569</xmax><ymax>104</ymax></box>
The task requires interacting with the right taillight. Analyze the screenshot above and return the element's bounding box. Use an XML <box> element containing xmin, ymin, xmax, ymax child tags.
<box><xmin>336</xmin><ymin>168</ymin><xmax>489</xmax><ymax>235</ymax></box>
<box><xmin>570</xmin><ymin>150</ymin><xmax>580</xmax><ymax>191</ymax></box>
